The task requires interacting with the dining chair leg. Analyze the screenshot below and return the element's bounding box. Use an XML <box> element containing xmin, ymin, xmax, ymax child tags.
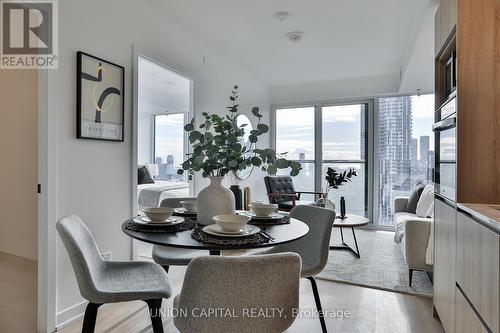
<box><xmin>145</xmin><ymin>299</ymin><xmax>164</xmax><ymax>333</ymax></box>
<box><xmin>306</xmin><ymin>277</ymin><xmax>327</xmax><ymax>333</ymax></box>
<box><xmin>82</xmin><ymin>302</ymin><xmax>102</xmax><ymax>333</ymax></box>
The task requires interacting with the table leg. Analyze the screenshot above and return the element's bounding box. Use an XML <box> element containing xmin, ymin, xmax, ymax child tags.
<box><xmin>351</xmin><ymin>227</ymin><xmax>360</xmax><ymax>258</ymax></box>
<box><xmin>330</xmin><ymin>227</ymin><xmax>361</xmax><ymax>258</ymax></box>
<box><xmin>209</xmin><ymin>249</ymin><xmax>221</xmax><ymax>256</ymax></box>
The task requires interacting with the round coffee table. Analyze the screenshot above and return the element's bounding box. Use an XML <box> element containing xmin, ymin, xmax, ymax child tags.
<box><xmin>330</xmin><ymin>214</ymin><xmax>369</xmax><ymax>258</ymax></box>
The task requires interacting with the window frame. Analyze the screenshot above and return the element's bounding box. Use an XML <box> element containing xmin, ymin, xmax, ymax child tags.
<box><xmin>271</xmin><ymin>98</ymin><xmax>374</xmax><ymax>224</ymax></box>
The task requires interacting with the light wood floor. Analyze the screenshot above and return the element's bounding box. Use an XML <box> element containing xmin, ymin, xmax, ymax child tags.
<box><xmin>0</xmin><ymin>250</ymin><xmax>444</xmax><ymax>333</ymax></box>
<box><xmin>59</xmin><ymin>264</ymin><xmax>444</xmax><ymax>333</ymax></box>
<box><xmin>0</xmin><ymin>252</ymin><xmax>37</xmax><ymax>333</ymax></box>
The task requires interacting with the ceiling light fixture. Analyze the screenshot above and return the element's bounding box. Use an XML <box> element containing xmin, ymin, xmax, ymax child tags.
<box><xmin>273</xmin><ymin>11</ymin><xmax>290</xmax><ymax>22</ymax></box>
<box><xmin>286</xmin><ymin>31</ymin><xmax>304</xmax><ymax>43</ymax></box>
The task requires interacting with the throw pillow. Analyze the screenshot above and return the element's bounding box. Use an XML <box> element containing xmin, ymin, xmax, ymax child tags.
<box><xmin>426</xmin><ymin>201</ymin><xmax>435</xmax><ymax>218</ymax></box>
<box><xmin>405</xmin><ymin>182</ymin><xmax>425</xmax><ymax>213</ymax></box>
<box><xmin>416</xmin><ymin>184</ymin><xmax>434</xmax><ymax>217</ymax></box>
<box><xmin>138</xmin><ymin>166</ymin><xmax>154</xmax><ymax>185</ymax></box>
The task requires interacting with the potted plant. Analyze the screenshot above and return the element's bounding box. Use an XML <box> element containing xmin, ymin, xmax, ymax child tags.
<box><xmin>178</xmin><ymin>85</ymin><xmax>302</xmax><ymax>225</ymax></box>
<box><xmin>320</xmin><ymin>167</ymin><xmax>358</xmax><ymax>212</ymax></box>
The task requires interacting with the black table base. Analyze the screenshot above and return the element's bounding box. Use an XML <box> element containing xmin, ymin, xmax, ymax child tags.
<box><xmin>330</xmin><ymin>226</ymin><xmax>360</xmax><ymax>258</ymax></box>
<box><xmin>209</xmin><ymin>249</ymin><xmax>221</xmax><ymax>256</ymax></box>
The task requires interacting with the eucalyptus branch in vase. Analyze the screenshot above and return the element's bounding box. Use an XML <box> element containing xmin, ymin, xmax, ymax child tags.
<box><xmin>177</xmin><ymin>85</ymin><xmax>302</xmax><ymax>178</ymax></box>
<box><xmin>323</xmin><ymin>167</ymin><xmax>358</xmax><ymax>199</ymax></box>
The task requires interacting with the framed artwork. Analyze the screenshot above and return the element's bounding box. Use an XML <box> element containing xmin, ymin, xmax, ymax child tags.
<box><xmin>77</xmin><ymin>51</ymin><xmax>125</xmax><ymax>141</ymax></box>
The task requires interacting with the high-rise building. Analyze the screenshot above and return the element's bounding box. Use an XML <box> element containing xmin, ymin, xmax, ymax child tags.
<box><xmin>378</xmin><ymin>96</ymin><xmax>413</xmax><ymax>225</ymax></box>
<box><xmin>166</xmin><ymin>154</ymin><xmax>175</xmax><ymax>180</ymax></box>
<box><xmin>410</xmin><ymin>138</ymin><xmax>418</xmax><ymax>162</ymax></box>
<box><xmin>420</xmin><ymin>136</ymin><xmax>430</xmax><ymax>162</ymax></box>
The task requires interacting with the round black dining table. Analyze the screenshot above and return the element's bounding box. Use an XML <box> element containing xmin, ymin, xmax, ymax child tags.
<box><xmin>122</xmin><ymin>216</ymin><xmax>309</xmax><ymax>255</ymax></box>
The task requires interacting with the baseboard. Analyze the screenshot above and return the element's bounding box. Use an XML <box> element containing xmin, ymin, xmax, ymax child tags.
<box><xmin>0</xmin><ymin>250</ymin><xmax>37</xmax><ymax>265</ymax></box>
<box><xmin>56</xmin><ymin>300</ymin><xmax>88</xmax><ymax>330</ymax></box>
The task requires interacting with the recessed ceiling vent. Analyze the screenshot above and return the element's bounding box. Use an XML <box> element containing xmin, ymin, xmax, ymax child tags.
<box><xmin>273</xmin><ymin>11</ymin><xmax>290</xmax><ymax>22</ymax></box>
<box><xmin>286</xmin><ymin>31</ymin><xmax>304</xmax><ymax>43</ymax></box>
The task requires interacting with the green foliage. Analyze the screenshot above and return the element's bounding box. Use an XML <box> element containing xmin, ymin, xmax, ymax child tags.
<box><xmin>325</xmin><ymin>167</ymin><xmax>358</xmax><ymax>190</ymax></box>
<box><xmin>177</xmin><ymin>86</ymin><xmax>302</xmax><ymax>178</ymax></box>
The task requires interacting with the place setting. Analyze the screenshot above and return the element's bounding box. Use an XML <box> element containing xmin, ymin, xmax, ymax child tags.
<box><xmin>192</xmin><ymin>213</ymin><xmax>275</xmax><ymax>246</ymax></box>
<box><xmin>123</xmin><ymin>207</ymin><xmax>195</xmax><ymax>233</ymax></box>
<box><xmin>237</xmin><ymin>202</ymin><xmax>290</xmax><ymax>225</ymax></box>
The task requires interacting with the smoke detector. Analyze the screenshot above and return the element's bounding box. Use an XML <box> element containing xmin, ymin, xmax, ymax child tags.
<box><xmin>286</xmin><ymin>31</ymin><xmax>304</xmax><ymax>43</ymax></box>
<box><xmin>274</xmin><ymin>11</ymin><xmax>290</xmax><ymax>22</ymax></box>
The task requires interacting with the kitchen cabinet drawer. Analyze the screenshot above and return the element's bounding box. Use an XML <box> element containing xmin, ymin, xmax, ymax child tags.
<box><xmin>434</xmin><ymin>197</ymin><xmax>457</xmax><ymax>332</ymax></box>
<box><xmin>456</xmin><ymin>211</ymin><xmax>499</xmax><ymax>332</ymax></box>
<box><xmin>455</xmin><ymin>287</ymin><xmax>489</xmax><ymax>333</ymax></box>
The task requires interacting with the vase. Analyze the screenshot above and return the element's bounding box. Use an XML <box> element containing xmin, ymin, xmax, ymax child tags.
<box><xmin>197</xmin><ymin>176</ymin><xmax>235</xmax><ymax>225</ymax></box>
<box><xmin>340</xmin><ymin>196</ymin><xmax>346</xmax><ymax>219</ymax></box>
<box><xmin>229</xmin><ymin>185</ymin><xmax>243</xmax><ymax>210</ymax></box>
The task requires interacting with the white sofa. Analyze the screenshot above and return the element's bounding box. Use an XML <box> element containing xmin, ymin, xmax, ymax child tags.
<box><xmin>393</xmin><ymin>196</ymin><xmax>433</xmax><ymax>286</ymax></box>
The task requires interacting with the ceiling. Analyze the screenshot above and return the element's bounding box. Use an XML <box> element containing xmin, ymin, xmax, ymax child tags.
<box><xmin>161</xmin><ymin>0</ymin><xmax>431</xmax><ymax>86</ymax></box>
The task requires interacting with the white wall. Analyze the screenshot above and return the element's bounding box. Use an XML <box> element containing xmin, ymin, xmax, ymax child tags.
<box><xmin>52</xmin><ymin>0</ymin><xmax>269</xmax><ymax>327</ymax></box>
<box><xmin>0</xmin><ymin>69</ymin><xmax>38</xmax><ymax>261</ymax></box>
<box><xmin>269</xmin><ymin>72</ymin><xmax>400</xmax><ymax>105</ymax></box>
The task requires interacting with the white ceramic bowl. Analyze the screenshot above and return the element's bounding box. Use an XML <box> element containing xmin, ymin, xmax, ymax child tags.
<box><xmin>213</xmin><ymin>214</ymin><xmax>251</xmax><ymax>233</ymax></box>
<box><xmin>180</xmin><ymin>200</ymin><xmax>197</xmax><ymax>212</ymax></box>
<box><xmin>249</xmin><ymin>203</ymin><xmax>278</xmax><ymax>217</ymax></box>
<box><xmin>142</xmin><ymin>207</ymin><xmax>174</xmax><ymax>223</ymax></box>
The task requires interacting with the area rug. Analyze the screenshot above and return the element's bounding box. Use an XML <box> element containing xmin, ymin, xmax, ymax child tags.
<box><xmin>317</xmin><ymin>229</ymin><xmax>433</xmax><ymax>298</ymax></box>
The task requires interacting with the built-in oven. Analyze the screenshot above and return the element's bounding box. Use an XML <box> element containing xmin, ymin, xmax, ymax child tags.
<box><xmin>433</xmin><ymin>95</ymin><xmax>456</xmax><ymax>202</ymax></box>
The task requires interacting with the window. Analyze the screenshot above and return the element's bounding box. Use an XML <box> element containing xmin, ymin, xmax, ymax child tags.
<box><xmin>154</xmin><ymin>113</ymin><xmax>186</xmax><ymax>182</ymax></box>
<box><xmin>377</xmin><ymin>94</ymin><xmax>435</xmax><ymax>226</ymax></box>
<box><xmin>275</xmin><ymin>103</ymin><xmax>369</xmax><ymax>212</ymax></box>
<box><xmin>322</xmin><ymin>104</ymin><xmax>367</xmax><ymax>216</ymax></box>
<box><xmin>275</xmin><ymin>107</ymin><xmax>316</xmax><ymax>196</ymax></box>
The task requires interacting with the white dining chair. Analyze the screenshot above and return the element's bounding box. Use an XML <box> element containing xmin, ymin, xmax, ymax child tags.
<box><xmin>251</xmin><ymin>205</ymin><xmax>336</xmax><ymax>333</ymax></box>
<box><xmin>152</xmin><ymin>197</ymin><xmax>208</xmax><ymax>272</ymax></box>
<box><xmin>57</xmin><ymin>215</ymin><xmax>172</xmax><ymax>333</ymax></box>
<box><xmin>173</xmin><ymin>253</ymin><xmax>302</xmax><ymax>333</ymax></box>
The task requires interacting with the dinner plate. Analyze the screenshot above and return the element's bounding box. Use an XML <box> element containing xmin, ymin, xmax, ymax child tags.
<box><xmin>133</xmin><ymin>216</ymin><xmax>184</xmax><ymax>226</ymax></box>
<box><xmin>237</xmin><ymin>211</ymin><xmax>285</xmax><ymax>220</ymax></box>
<box><xmin>202</xmin><ymin>224</ymin><xmax>260</xmax><ymax>237</ymax></box>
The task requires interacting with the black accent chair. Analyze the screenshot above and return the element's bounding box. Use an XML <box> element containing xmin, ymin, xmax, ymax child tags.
<box><xmin>264</xmin><ymin>176</ymin><xmax>323</xmax><ymax>211</ymax></box>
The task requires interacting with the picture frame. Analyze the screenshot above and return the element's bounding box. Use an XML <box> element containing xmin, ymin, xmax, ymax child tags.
<box><xmin>77</xmin><ymin>51</ymin><xmax>125</xmax><ymax>141</ymax></box>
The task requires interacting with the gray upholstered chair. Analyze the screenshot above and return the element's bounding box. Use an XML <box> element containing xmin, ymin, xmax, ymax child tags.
<box><xmin>252</xmin><ymin>205</ymin><xmax>336</xmax><ymax>333</ymax></box>
<box><xmin>173</xmin><ymin>253</ymin><xmax>301</xmax><ymax>333</ymax></box>
<box><xmin>56</xmin><ymin>215</ymin><xmax>172</xmax><ymax>333</ymax></box>
<box><xmin>152</xmin><ymin>197</ymin><xmax>208</xmax><ymax>272</ymax></box>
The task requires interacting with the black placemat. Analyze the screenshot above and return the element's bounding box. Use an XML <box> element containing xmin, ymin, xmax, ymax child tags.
<box><xmin>248</xmin><ymin>215</ymin><xmax>290</xmax><ymax>226</ymax></box>
<box><xmin>191</xmin><ymin>227</ymin><xmax>270</xmax><ymax>246</ymax></box>
<box><xmin>123</xmin><ymin>218</ymin><xmax>195</xmax><ymax>233</ymax></box>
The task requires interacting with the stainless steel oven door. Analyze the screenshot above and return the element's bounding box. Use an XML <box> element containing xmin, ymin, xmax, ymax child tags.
<box><xmin>434</xmin><ymin>119</ymin><xmax>456</xmax><ymax>201</ymax></box>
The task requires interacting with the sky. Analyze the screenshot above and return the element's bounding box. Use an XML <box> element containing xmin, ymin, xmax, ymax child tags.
<box><xmin>154</xmin><ymin>113</ymin><xmax>185</xmax><ymax>165</ymax></box>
